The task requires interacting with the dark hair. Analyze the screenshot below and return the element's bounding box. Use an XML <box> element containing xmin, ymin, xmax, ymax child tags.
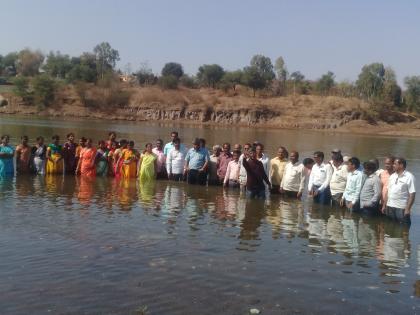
<box><xmin>79</xmin><ymin>137</ymin><xmax>87</xmax><ymax>142</ymax></box>
<box><xmin>303</xmin><ymin>158</ymin><xmax>314</xmax><ymax>166</ymax></box>
<box><xmin>232</xmin><ymin>150</ymin><xmax>241</xmax><ymax>156</ymax></box>
<box><xmin>243</xmin><ymin>143</ymin><xmax>252</xmax><ymax>148</ymax></box>
<box><xmin>363</xmin><ymin>161</ymin><xmax>377</xmax><ymax>173</ymax></box>
<box><xmin>222</xmin><ymin>142</ymin><xmax>231</xmax><ymax>148</ymax></box>
<box><xmin>256</xmin><ymin>143</ymin><xmax>264</xmax><ymax>150</ymax></box>
<box><xmin>193</xmin><ymin>138</ymin><xmax>200</xmax><ymax>145</ymax></box>
<box><xmin>313</xmin><ymin>151</ymin><xmax>324</xmax><ymax>159</ymax></box>
<box><xmin>385</xmin><ymin>155</ymin><xmax>395</xmax><ymax>163</ymax></box>
<box><xmin>279</xmin><ymin>146</ymin><xmax>289</xmax><ymax>158</ymax></box>
<box><xmin>145</xmin><ymin>142</ymin><xmax>152</xmax><ymax>148</ymax></box>
<box><xmin>98</xmin><ymin>140</ymin><xmax>106</xmax><ymax>146</ymax></box>
<box><xmin>66</xmin><ymin>133</ymin><xmax>74</xmax><ymax>138</ymax></box>
<box><xmin>52</xmin><ymin>135</ymin><xmax>60</xmax><ymax>141</ymax></box>
<box><xmin>108</xmin><ymin>131</ymin><xmax>116</xmax><ymax>136</ymax></box>
<box><xmin>332</xmin><ymin>153</ymin><xmax>343</xmax><ymax>163</ymax></box>
<box><xmin>156</xmin><ymin>139</ymin><xmax>163</xmax><ymax>144</ymax></box>
<box><xmin>21</xmin><ymin>135</ymin><xmax>28</xmax><ymax>140</ymax></box>
<box><xmin>395</xmin><ymin>157</ymin><xmax>407</xmax><ymax>168</ymax></box>
<box><xmin>174</xmin><ymin>138</ymin><xmax>181</xmax><ymax>144</ymax></box>
<box><xmin>348</xmin><ymin>157</ymin><xmax>360</xmax><ymax>169</ymax></box>
<box><xmin>199</xmin><ymin>138</ymin><xmax>206</xmax><ymax>146</ymax></box>
<box><xmin>171</xmin><ymin>131</ymin><xmax>178</xmax><ymax>136</ymax></box>
<box><xmin>36</xmin><ymin>136</ymin><xmax>44</xmax><ymax>141</ymax></box>
<box><xmin>119</xmin><ymin>139</ymin><xmax>127</xmax><ymax>146</ymax></box>
<box><xmin>249</xmin><ymin>146</ymin><xmax>257</xmax><ymax>153</ymax></box>
<box><xmin>128</xmin><ymin>141</ymin><xmax>135</xmax><ymax>147</ymax></box>
<box><xmin>1</xmin><ymin>135</ymin><xmax>9</xmax><ymax>141</ymax></box>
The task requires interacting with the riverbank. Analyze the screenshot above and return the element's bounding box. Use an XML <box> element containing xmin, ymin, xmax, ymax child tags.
<box><xmin>1</xmin><ymin>85</ymin><xmax>419</xmax><ymax>137</ymax></box>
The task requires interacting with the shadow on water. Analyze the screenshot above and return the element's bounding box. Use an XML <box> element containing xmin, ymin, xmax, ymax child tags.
<box><xmin>0</xmin><ymin>175</ymin><xmax>419</xmax><ymax>314</ymax></box>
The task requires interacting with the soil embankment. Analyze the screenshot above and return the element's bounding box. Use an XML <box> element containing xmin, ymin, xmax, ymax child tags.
<box><xmin>1</xmin><ymin>85</ymin><xmax>419</xmax><ymax>136</ymax></box>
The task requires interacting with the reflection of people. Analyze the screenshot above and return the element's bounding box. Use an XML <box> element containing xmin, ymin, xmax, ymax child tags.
<box><xmin>77</xmin><ymin>175</ymin><xmax>95</xmax><ymax>205</ymax></box>
<box><xmin>46</xmin><ymin>135</ymin><xmax>64</xmax><ymax>175</ymax></box>
<box><xmin>384</xmin><ymin>157</ymin><xmax>416</xmax><ymax>225</ymax></box>
<box><xmin>0</xmin><ymin>135</ymin><xmax>14</xmax><ymax>177</ymax></box>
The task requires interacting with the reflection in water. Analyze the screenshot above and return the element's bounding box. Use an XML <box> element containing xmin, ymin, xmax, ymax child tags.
<box><xmin>1</xmin><ymin>175</ymin><xmax>420</xmax><ymax>314</ymax></box>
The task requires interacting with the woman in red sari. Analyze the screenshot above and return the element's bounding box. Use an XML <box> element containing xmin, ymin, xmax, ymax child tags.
<box><xmin>76</xmin><ymin>138</ymin><xmax>97</xmax><ymax>177</ymax></box>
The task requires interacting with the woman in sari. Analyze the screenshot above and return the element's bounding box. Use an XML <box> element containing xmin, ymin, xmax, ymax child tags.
<box><xmin>138</xmin><ymin>143</ymin><xmax>157</xmax><ymax>182</ymax></box>
<box><xmin>0</xmin><ymin>135</ymin><xmax>15</xmax><ymax>177</ymax></box>
<box><xmin>46</xmin><ymin>135</ymin><xmax>64</xmax><ymax>175</ymax></box>
<box><xmin>106</xmin><ymin>131</ymin><xmax>117</xmax><ymax>150</ymax></box>
<box><xmin>63</xmin><ymin>133</ymin><xmax>78</xmax><ymax>174</ymax></box>
<box><xmin>96</xmin><ymin>140</ymin><xmax>109</xmax><ymax>177</ymax></box>
<box><xmin>107</xmin><ymin>141</ymin><xmax>117</xmax><ymax>176</ymax></box>
<box><xmin>113</xmin><ymin>139</ymin><xmax>128</xmax><ymax>177</ymax></box>
<box><xmin>76</xmin><ymin>138</ymin><xmax>97</xmax><ymax>177</ymax></box>
<box><xmin>15</xmin><ymin>135</ymin><xmax>31</xmax><ymax>174</ymax></box>
<box><xmin>31</xmin><ymin>136</ymin><xmax>47</xmax><ymax>175</ymax></box>
<box><xmin>119</xmin><ymin>141</ymin><xmax>139</xmax><ymax>179</ymax></box>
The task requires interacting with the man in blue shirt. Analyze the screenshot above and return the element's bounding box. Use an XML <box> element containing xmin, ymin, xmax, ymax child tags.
<box><xmin>341</xmin><ymin>157</ymin><xmax>364</xmax><ymax>211</ymax></box>
<box><xmin>185</xmin><ymin>138</ymin><xmax>209</xmax><ymax>185</ymax></box>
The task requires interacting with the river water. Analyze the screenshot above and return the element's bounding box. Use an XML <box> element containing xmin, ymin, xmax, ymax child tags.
<box><xmin>0</xmin><ymin>116</ymin><xmax>420</xmax><ymax>314</ymax></box>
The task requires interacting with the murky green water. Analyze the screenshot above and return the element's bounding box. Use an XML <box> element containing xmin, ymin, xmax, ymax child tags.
<box><xmin>1</xmin><ymin>116</ymin><xmax>420</xmax><ymax>314</ymax></box>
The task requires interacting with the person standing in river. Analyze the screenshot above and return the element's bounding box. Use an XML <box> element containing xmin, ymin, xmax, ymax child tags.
<box><xmin>76</xmin><ymin>138</ymin><xmax>97</xmax><ymax>177</ymax></box>
<box><xmin>163</xmin><ymin>131</ymin><xmax>179</xmax><ymax>156</ymax></box>
<box><xmin>15</xmin><ymin>135</ymin><xmax>31</xmax><ymax>174</ymax></box>
<box><xmin>329</xmin><ymin>154</ymin><xmax>348</xmax><ymax>207</ymax></box>
<box><xmin>63</xmin><ymin>133</ymin><xmax>78</xmax><ymax>174</ymax></box>
<box><xmin>269</xmin><ymin>146</ymin><xmax>288</xmax><ymax>194</ymax></box>
<box><xmin>166</xmin><ymin>137</ymin><xmax>187</xmax><ymax>181</ymax></box>
<box><xmin>341</xmin><ymin>157</ymin><xmax>363</xmax><ymax>211</ymax></box>
<box><xmin>379</xmin><ymin>156</ymin><xmax>395</xmax><ymax>207</ymax></box>
<box><xmin>46</xmin><ymin>135</ymin><xmax>64</xmax><ymax>175</ymax></box>
<box><xmin>138</xmin><ymin>143</ymin><xmax>157</xmax><ymax>182</ymax></box>
<box><xmin>119</xmin><ymin>141</ymin><xmax>139</xmax><ymax>179</ymax></box>
<box><xmin>0</xmin><ymin>135</ymin><xmax>14</xmax><ymax>178</ymax></box>
<box><xmin>280</xmin><ymin>151</ymin><xmax>305</xmax><ymax>199</ymax></box>
<box><xmin>96</xmin><ymin>140</ymin><xmax>109</xmax><ymax>177</ymax></box>
<box><xmin>223</xmin><ymin>150</ymin><xmax>241</xmax><ymax>188</ymax></box>
<box><xmin>185</xmin><ymin>138</ymin><xmax>209</xmax><ymax>185</ymax></box>
<box><xmin>308</xmin><ymin>151</ymin><xmax>333</xmax><ymax>205</ymax></box>
<box><xmin>208</xmin><ymin>145</ymin><xmax>221</xmax><ymax>185</ymax></box>
<box><xmin>217</xmin><ymin>142</ymin><xmax>233</xmax><ymax>185</ymax></box>
<box><xmin>359</xmin><ymin>161</ymin><xmax>382</xmax><ymax>216</ymax></box>
<box><xmin>152</xmin><ymin>139</ymin><xmax>167</xmax><ymax>179</ymax></box>
<box><xmin>383</xmin><ymin>157</ymin><xmax>416</xmax><ymax>225</ymax></box>
<box><xmin>238</xmin><ymin>143</ymin><xmax>251</xmax><ymax>191</ymax></box>
<box><xmin>242</xmin><ymin>146</ymin><xmax>271</xmax><ymax>199</ymax></box>
<box><xmin>31</xmin><ymin>136</ymin><xmax>47</xmax><ymax>175</ymax></box>
<box><xmin>106</xmin><ymin>132</ymin><xmax>117</xmax><ymax>150</ymax></box>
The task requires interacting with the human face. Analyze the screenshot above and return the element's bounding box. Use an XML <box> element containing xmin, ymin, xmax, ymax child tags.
<box><xmin>289</xmin><ymin>152</ymin><xmax>298</xmax><ymax>164</ymax></box>
<box><xmin>233</xmin><ymin>144</ymin><xmax>241</xmax><ymax>152</ymax></box>
<box><xmin>174</xmin><ymin>141</ymin><xmax>180</xmax><ymax>150</ymax></box>
<box><xmin>1</xmin><ymin>136</ymin><xmax>9</xmax><ymax>145</ymax></box>
<box><xmin>22</xmin><ymin>137</ymin><xmax>28</xmax><ymax>145</ymax></box>
<box><xmin>393</xmin><ymin>160</ymin><xmax>404</xmax><ymax>173</ymax></box>
<box><xmin>156</xmin><ymin>141</ymin><xmax>163</xmax><ymax>149</ymax></box>
<box><xmin>79</xmin><ymin>139</ymin><xmax>86</xmax><ymax>147</ymax></box>
<box><xmin>305</xmin><ymin>162</ymin><xmax>314</xmax><ymax>170</ymax></box>
<box><xmin>37</xmin><ymin>138</ymin><xmax>44</xmax><ymax>146</ymax></box>
<box><xmin>222</xmin><ymin>144</ymin><xmax>230</xmax><ymax>153</ymax></box>
<box><xmin>53</xmin><ymin>137</ymin><xmax>60</xmax><ymax>145</ymax></box>
<box><xmin>86</xmin><ymin>139</ymin><xmax>92</xmax><ymax>148</ymax></box>
<box><xmin>171</xmin><ymin>133</ymin><xmax>177</xmax><ymax>142</ymax></box>
<box><xmin>256</xmin><ymin>145</ymin><xmax>263</xmax><ymax>157</ymax></box>
<box><xmin>313</xmin><ymin>155</ymin><xmax>322</xmax><ymax>165</ymax></box>
<box><xmin>347</xmin><ymin>162</ymin><xmax>356</xmax><ymax>172</ymax></box>
<box><xmin>193</xmin><ymin>143</ymin><xmax>200</xmax><ymax>151</ymax></box>
<box><xmin>278</xmin><ymin>148</ymin><xmax>286</xmax><ymax>159</ymax></box>
<box><xmin>243</xmin><ymin>145</ymin><xmax>250</xmax><ymax>156</ymax></box>
<box><xmin>109</xmin><ymin>133</ymin><xmax>116</xmax><ymax>141</ymax></box>
<box><xmin>146</xmin><ymin>144</ymin><xmax>152</xmax><ymax>152</ymax></box>
<box><xmin>68</xmin><ymin>134</ymin><xmax>75</xmax><ymax>142</ymax></box>
<box><xmin>213</xmin><ymin>147</ymin><xmax>220</xmax><ymax>156</ymax></box>
<box><xmin>233</xmin><ymin>152</ymin><xmax>239</xmax><ymax>161</ymax></box>
<box><xmin>249</xmin><ymin>150</ymin><xmax>256</xmax><ymax>160</ymax></box>
<box><xmin>384</xmin><ymin>158</ymin><xmax>394</xmax><ymax>172</ymax></box>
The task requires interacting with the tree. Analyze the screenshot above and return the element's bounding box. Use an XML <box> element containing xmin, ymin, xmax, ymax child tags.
<box><xmin>336</xmin><ymin>80</ymin><xmax>356</xmax><ymax>98</ymax></box>
<box><xmin>179</xmin><ymin>74</ymin><xmax>196</xmax><ymax>88</ymax></box>
<box><xmin>274</xmin><ymin>56</ymin><xmax>288</xmax><ymax>82</ymax></box>
<box><xmin>158</xmin><ymin>75</ymin><xmax>178</xmax><ymax>89</ymax></box>
<box><xmin>12</xmin><ymin>76</ymin><xmax>31</xmax><ymax>101</ymax></box>
<box><xmin>2</xmin><ymin>52</ymin><xmax>18</xmax><ymax>76</ymax></box>
<box><xmin>315</xmin><ymin>71</ymin><xmax>335</xmax><ymax>95</ymax></box>
<box><xmin>197</xmin><ymin>64</ymin><xmax>225</xmax><ymax>88</ymax></box>
<box><xmin>250</xmin><ymin>54</ymin><xmax>275</xmax><ymax>83</ymax></box>
<box><xmin>242</xmin><ymin>66</ymin><xmax>265</xmax><ymax>96</ymax></box>
<box><xmin>135</xmin><ymin>62</ymin><xmax>156</xmax><ymax>86</ymax></box>
<box><xmin>290</xmin><ymin>71</ymin><xmax>305</xmax><ymax>95</ymax></box>
<box><xmin>404</xmin><ymin>76</ymin><xmax>420</xmax><ymax>112</ymax></box>
<box><xmin>93</xmin><ymin>42</ymin><xmax>120</xmax><ymax>80</ymax></box>
<box><xmin>67</xmin><ymin>53</ymin><xmax>97</xmax><ymax>83</ymax></box>
<box><xmin>44</xmin><ymin>51</ymin><xmax>72</xmax><ymax>79</ymax></box>
<box><xmin>220</xmin><ymin>70</ymin><xmax>243</xmax><ymax>91</ymax></box>
<box><xmin>382</xmin><ymin>67</ymin><xmax>401</xmax><ymax>106</ymax></box>
<box><xmin>161</xmin><ymin>62</ymin><xmax>184</xmax><ymax>79</ymax></box>
<box><xmin>16</xmin><ymin>49</ymin><xmax>44</xmax><ymax>76</ymax></box>
<box><xmin>32</xmin><ymin>74</ymin><xmax>57</xmax><ymax>107</ymax></box>
<box><xmin>356</xmin><ymin>63</ymin><xmax>385</xmax><ymax>100</ymax></box>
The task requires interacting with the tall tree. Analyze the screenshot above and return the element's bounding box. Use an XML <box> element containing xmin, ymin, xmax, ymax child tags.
<box><xmin>220</xmin><ymin>70</ymin><xmax>243</xmax><ymax>91</ymax></box>
<box><xmin>242</xmin><ymin>66</ymin><xmax>266</xmax><ymax>96</ymax></box>
<box><xmin>356</xmin><ymin>63</ymin><xmax>385</xmax><ymax>100</ymax></box>
<box><xmin>16</xmin><ymin>49</ymin><xmax>44</xmax><ymax>76</ymax></box>
<box><xmin>382</xmin><ymin>67</ymin><xmax>401</xmax><ymax>106</ymax></box>
<box><xmin>93</xmin><ymin>42</ymin><xmax>120</xmax><ymax>80</ymax></box>
<box><xmin>197</xmin><ymin>64</ymin><xmax>225</xmax><ymax>88</ymax></box>
<box><xmin>250</xmin><ymin>54</ymin><xmax>275</xmax><ymax>83</ymax></box>
<box><xmin>274</xmin><ymin>56</ymin><xmax>288</xmax><ymax>82</ymax></box>
<box><xmin>404</xmin><ymin>76</ymin><xmax>420</xmax><ymax>112</ymax></box>
<box><xmin>44</xmin><ymin>51</ymin><xmax>72</xmax><ymax>79</ymax></box>
<box><xmin>161</xmin><ymin>62</ymin><xmax>184</xmax><ymax>79</ymax></box>
<box><xmin>290</xmin><ymin>71</ymin><xmax>305</xmax><ymax>95</ymax></box>
<box><xmin>315</xmin><ymin>71</ymin><xmax>335</xmax><ymax>95</ymax></box>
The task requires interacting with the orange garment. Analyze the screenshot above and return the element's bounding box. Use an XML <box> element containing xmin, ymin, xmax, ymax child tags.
<box><xmin>15</xmin><ymin>144</ymin><xmax>31</xmax><ymax>173</ymax></box>
<box><xmin>79</xmin><ymin>147</ymin><xmax>97</xmax><ymax>177</ymax></box>
<box><xmin>121</xmin><ymin>149</ymin><xmax>138</xmax><ymax>178</ymax></box>
<box><xmin>380</xmin><ymin>171</ymin><xmax>391</xmax><ymax>205</ymax></box>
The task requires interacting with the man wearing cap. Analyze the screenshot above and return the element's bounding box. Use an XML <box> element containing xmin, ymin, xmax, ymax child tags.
<box><xmin>383</xmin><ymin>157</ymin><xmax>415</xmax><ymax>225</ymax></box>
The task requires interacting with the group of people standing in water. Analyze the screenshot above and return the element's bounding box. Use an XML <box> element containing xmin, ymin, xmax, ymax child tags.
<box><xmin>0</xmin><ymin>130</ymin><xmax>416</xmax><ymax>225</ymax></box>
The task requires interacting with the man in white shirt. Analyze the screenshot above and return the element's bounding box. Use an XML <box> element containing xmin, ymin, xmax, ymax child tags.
<box><xmin>223</xmin><ymin>150</ymin><xmax>241</xmax><ymax>188</ymax></box>
<box><xmin>384</xmin><ymin>157</ymin><xmax>416</xmax><ymax>225</ymax></box>
<box><xmin>308</xmin><ymin>151</ymin><xmax>333</xmax><ymax>205</ymax></box>
<box><xmin>166</xmin><ymin>138</ymin><xmax>188</xmax><ymax>181</ymax></box>
<box><xmin>280</xmin><ymin>151</ymin><xmax>305</xmax><ymax>199</ymax></box>
<box><xmin>330</xmin><ymin>154</ymin><xmax>348</xmax><ymax>206</ymax></box>
<box><xmin>238</xmin><ymin>143</ymin><xmax>251</xmax><ymax>191</ymax></box>
<box><xmin>341</xmin><ymin>157</ymin><xmax>364</xmax><ymax>211</ymax></box>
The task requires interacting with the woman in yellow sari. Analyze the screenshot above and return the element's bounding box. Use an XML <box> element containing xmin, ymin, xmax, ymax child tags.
<box><xmin>46</xmin><ymin>135</ymin><xmax>64</xmax><ymax>175</ymax></box>
<box><xmin>119</xmin><ymin>141</ymin><xmax>139</xmax><ymax>179</ymax></box>
<box><xmin>138</xmin><ymin>143</ymin><xmax>157</xmax><ymax>182</ymax></box>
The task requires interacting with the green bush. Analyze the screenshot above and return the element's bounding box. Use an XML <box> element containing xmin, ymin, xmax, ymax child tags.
<box><xmin>32</xmin><ymin>74</ymin><xmax>57</xmax><ymax>107</ymax></box>
<box><xmin>158</xmin><ymin>75</ymin><xmax>178</xmax><ymax>90</ymax></box>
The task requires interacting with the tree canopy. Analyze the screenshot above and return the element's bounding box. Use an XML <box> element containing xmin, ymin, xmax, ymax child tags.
<box><xmin>161</xmin><ymin>62</ymin><xmax>184</xmax><ymax>79</ymax></box>
<box><xmin>197</xmin><ymin>64</ymin><xmax>225</xmax><ymax>88</ymax></box>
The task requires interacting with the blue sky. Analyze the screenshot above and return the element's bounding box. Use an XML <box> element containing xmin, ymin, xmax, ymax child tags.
<box><xmin>1</xmin><ymin>0</ymin><xmax>419</xmax><ymax>84</ymax></box>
